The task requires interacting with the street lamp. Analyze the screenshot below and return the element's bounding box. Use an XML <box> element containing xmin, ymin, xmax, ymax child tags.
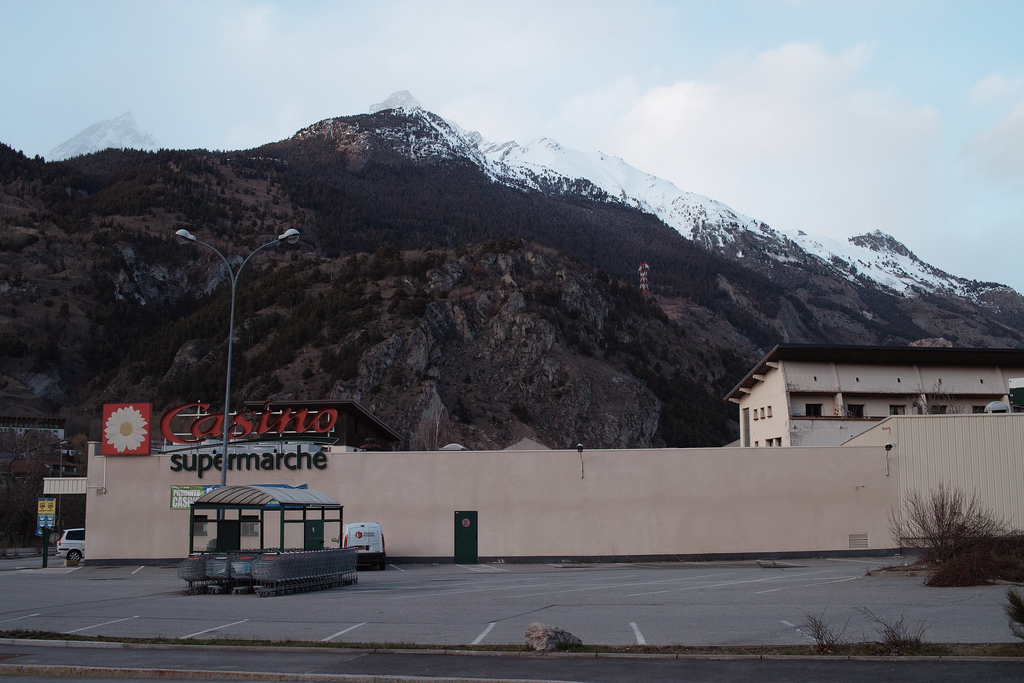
<box><xmin>174</xmin><ymin>228</ymin><xmax>300</xmax><ymax>488</ymax></box>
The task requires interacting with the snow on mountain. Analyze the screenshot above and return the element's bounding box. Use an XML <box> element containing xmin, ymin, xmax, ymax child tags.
<box><xmin>359</xmin><ymin>92</ymin><xmax>1008</xmax><ymax>300</ymax></box>
<box><xmin>369</xmin><ymin>90</ymin><xmax>423</xmax><ymax>113</ymax></box>
<box><xmin>47</xmin><ymin>110</ymin><xmax>159</xmax><ymax>161</ymax></box>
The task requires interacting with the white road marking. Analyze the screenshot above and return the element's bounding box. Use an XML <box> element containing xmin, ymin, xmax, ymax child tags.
<box><xmin>322</xmin><ymin>622</ymin><xmax>367</xmax><ymax>642</ymax></box>
<box><xmin>1</xmin><ymin>613</ymin><xmax>40</xmax><ymax>623</ymax></box>
<box><xmin>472</xmin><ymin>622</ymin><xmax>496</xmax><ymax>645</ymax></box>
<box><xmin>388</xmin><ymin>564</ymin><xmax>405</xmax><ymax>572</ymax></box>
<box><xmin>756</xmin><ymin>575</ymin><xmax>861</xmax><ymax>594</ymax></box>
<box><xmin>780</xmin><ymin>620</ymin><xmax>795</xmax><ymax>627</ymax></box>
<box><xmin>66</xmin><ymin>615</ymin><xmax>139</xmax><ymax>634</ymax></box>
<box><xmin>456</xmin><ymin>564</ymin><xmax>509</xmax><ymax>572</ymax></box>
<box><xmin>131</xmin><ymin>566</ymin><xmax>145</xmax><ymax>575</ymax></box>
<box><xmin>63</xmin><ymin>567</ymin><xmax>81</xmax><ymax>574</ymax></box>
<box><xmin>630</xmin><ymin>622</ymin><xmax>647</xmax><ymax>645</ymax></box>
<box><xmin>180</xmin><ymin>619</ymin><xmax>249</xmax><ymax>639</ymax></box>
<box><xmin>627</xmin><ymin>569</ymin><xmax>839</xmax><ymax>597</ymax></box>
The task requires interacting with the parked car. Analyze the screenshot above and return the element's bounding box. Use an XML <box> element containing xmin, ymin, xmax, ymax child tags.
<box><xmin>343</xmin><ymin>522</ymin><xmax>386</xmax><ymax>570</ymax></box>
<box><xmin>56</xmin><ymin>528</ymin><xmax>85</xmax><ymax>562</ymax></box>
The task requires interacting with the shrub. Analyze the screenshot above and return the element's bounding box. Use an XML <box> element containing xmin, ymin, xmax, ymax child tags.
<box><xmin>1005</xmin><ymin>588</ymin><xmax>1024</xmax><ymax>640</ymax></box>
<box><xmin>890</xmin><ymin>483</ymin><xmax>1009</xmax><ymax>566</ymax></box>
<box><xmin>802</xmin><ymin>609</ymin><xmax>849</xmax><ymax>654</ymax></box>
<box><xmin>859</xmin><ymin>607</ymin><xmax>929</xmax><ymax>656</ymax></box>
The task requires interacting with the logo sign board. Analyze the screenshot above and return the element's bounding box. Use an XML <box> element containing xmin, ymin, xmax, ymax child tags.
<box><xmin>102</xmin><ymin>403</ymin><xmax>152</xmax><ymax>455</ymax></box>
<box><xmin>37</xmin><ymin>497</ymin><xmax>56</xmax><ymax>533</ymax></box>
<box><xmin>170</xmin><ymin>485</ymin><xmax>220</xmax><ymax>510</ymax></box>
<box><xmin>160</xmin><ymin>401</ymin><xmax>342</xmax><ymax>445</ymax></box>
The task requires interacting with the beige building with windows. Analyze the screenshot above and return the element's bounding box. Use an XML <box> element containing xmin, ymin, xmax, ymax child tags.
<box><xmin>726</xmin><ymin>345</ymin><xmax>1024</xmax><ymax>448</ymax></box>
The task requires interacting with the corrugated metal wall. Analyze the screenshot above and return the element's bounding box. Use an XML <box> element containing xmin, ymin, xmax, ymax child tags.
<box><xmin>893</xmin><ymin>415</ymin><xmax>1024</xmax><ymax>527</ymax></box>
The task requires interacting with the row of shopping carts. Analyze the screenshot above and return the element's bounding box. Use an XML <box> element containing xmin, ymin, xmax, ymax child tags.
<box><xmin>178</xmin><ymin>548</ymin><xmax>359</xmax><ymax>596</ymax></box>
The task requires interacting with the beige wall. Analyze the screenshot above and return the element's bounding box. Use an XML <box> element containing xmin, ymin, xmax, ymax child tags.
<box><xmin>85</xmin><ymin>443</ymin><xmax>897</xmax><ymax>562</ymax></box>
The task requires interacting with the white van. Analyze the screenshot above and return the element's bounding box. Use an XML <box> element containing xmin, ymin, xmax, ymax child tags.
<box><xmin>343</xmin><ymin>522</ymin><xmax>386</xmax><ymax>570</ymax></box>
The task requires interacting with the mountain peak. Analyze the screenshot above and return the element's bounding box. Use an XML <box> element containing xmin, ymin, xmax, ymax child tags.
<box><xmin>848</xmin><ymin>230</ymin><xmax>915</xmax><ymax>260</ymax></box>
<box><xmin>47</xmin><ymin>110</ymin><xmax>159</xmax><ymax>161</ymax></box>
<box><xmin>369</xmin><ymin>90</ymin><xmax>423</xmax><ymax>114</ymax></box>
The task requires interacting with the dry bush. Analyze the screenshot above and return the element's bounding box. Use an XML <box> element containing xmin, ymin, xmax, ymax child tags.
<box><xmin>859</xmin><ymin>607</ymin><xmax>929</xmax><ymax>655</ymax></box>
<box><xmin>1005</xmin><ymin>588</ymin><xmax>1024</xmax><ymax>640</ymax></box>
<box><xmin>802</xmin><ymin>609</ymin><xmax>849</xmax><ymax>654</ymax></box>
<box><xmin>890</xmin><ymin>483</ymin><xmax>1008</xmax><ymax>564</ymax></box>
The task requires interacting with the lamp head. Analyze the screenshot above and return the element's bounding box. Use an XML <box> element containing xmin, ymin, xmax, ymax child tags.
<box><xmin>174</xmin><ymin>229</ymin><xmax>196</xmax><ymax>245</ymax></box>
<box><xmin>279</xmin><ymin>228</ymin><xmax>300</xmax><ymax>245</ymax></box>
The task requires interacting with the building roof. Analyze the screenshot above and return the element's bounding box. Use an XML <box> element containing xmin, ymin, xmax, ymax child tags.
<box><xmin>725</xmin><ymin>344</ymin><xmax>1024</xmax><ymax>403</ymax></box>
<box><xmin>191</xmin><ymin>485</ymin><xmax>340</xmax><ymax>508</ymax></box>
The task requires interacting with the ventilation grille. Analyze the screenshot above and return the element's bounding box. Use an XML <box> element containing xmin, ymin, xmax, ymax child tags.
<box><xmin>848</xmin><ymin>533</ymin><xmax>869</xmax><ymax>549</ymax></box>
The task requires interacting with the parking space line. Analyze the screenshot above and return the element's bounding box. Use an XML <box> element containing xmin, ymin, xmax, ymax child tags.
<box><xmin>472</xmin><ymin>622</ymin><xmax>496</xmax><ymax>645</ymax></box>
<box><xmin>65</xmin><ymin>615</ymin><xmax>139</xmax><ymax>634</ymax></box>
<box><xmin>627</xmin><ymin>569</ymin><xmax>838</xmax><ymax>596</ymax></box>
<box><xmin>630</xmin><ymin>622</ymin><xmax>647</xmax><ymax>645</ymax></box>
<box><xmin>755</xmin><ymin>575</ymin><xmax>861</xmax><ymax>594</ymax></box>
<box><xmin>322</xmin><ymin>622</ymin><xmax>367</xmax><ymax>642</ymax></box>
<box><xmin>388</xmin><ymin>564</ymin><xmax>405</xmax><ymax>572</ymax></box>
<box><xmin>131</xmin><ymin>566</ymin><xmax>145</xmax><ymax>575</ymax></box>
<box><xmin>509</xmin><ymin>571</ymin><xmax>733</xmax><ymax>599</ymax></box>
<box><xmin>1</xmin><ymin>613</ymin><xmax>40</xmax><ymax>623</ymax></box>
<box><xmin>180</xmin><ymin>619</ymin><xmax>248</xmax><ymax>639</ymax></box>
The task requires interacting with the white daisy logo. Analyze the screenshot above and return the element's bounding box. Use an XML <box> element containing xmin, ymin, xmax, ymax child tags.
<box><xmin>103</xmin><ymin>404</ymin><xmax>150</xmax><ymax>454</ymax></box>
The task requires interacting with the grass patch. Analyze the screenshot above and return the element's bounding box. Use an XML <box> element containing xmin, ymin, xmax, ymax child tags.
<box><xmin>2</xmin><ymin>630</ymin><xmax>1023</xmax><ymax>657</ymax></box>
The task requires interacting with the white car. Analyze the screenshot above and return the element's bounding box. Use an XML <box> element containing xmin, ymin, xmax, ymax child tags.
<box><xmin>56</xmin><ymin>528</ymin><xmax>85</xmax><ymax>562</ymax></box>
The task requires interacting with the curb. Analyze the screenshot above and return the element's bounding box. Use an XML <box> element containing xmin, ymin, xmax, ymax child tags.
<box><xmin>2</xmin><ymin>638</ymin><xmax>1024</xmax><ymax>662</ymax></box>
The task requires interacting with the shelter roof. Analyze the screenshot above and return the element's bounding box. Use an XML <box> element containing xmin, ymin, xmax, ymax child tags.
<box><xmin>192</xmin><ymin>485</ymin><xmax>340</xmax><ymax>508</ymax></box>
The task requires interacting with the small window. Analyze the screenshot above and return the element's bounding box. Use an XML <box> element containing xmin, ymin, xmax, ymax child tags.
<box><xmin>933</xmin><ymin>405</ymin><xmax>948</xmax><ymax>414</ymax></box>
<box><xmin>754</xmin><ymin>441</ymin><xmax>759</xmax><ymax>447</ymax></box>
<box><xmin>805</xmin><ymin>403</ymin><xmax>822</xmax><ymax>417</ymax></box>
<box><xmin>753</xmin><ymin>410</ymin><xmax>759</xmax><ymax>420</ymax></box>
<box><xmin>847</xmin><ymin>404</ymin><xmax>865</xmax><ymax>418</ymax></box>
<box><xmin>241</xmin><ymin>516</ymin><xmax>260</xmax><ymax>537</ymax></box>
<box><xmin>766</xmin><ymin>440</ymin><xmax>773</xmax><ymax>447</ymax></box>
<box><xmin>889</xmin><ymin>405</ymin><xmax>906</xmax><ymax>415</ymax></box>
<box><xmin>897</xmin><ymin>377</ymin><xmax>901</xmax><ymax>383</ymax></box>
<box><xmin>776</xmin><ymin>438</ymin><xmax>782</xmax><ymax>446</ymax></box>
<box><xmin>760</xmin><ymin>407</ymin><xmax>765</xmax><ymax>419</ymax></box>
<box><xmin>972</xmin><ymin>405</ymin><xmax>986</xmax><ymax>414</ymax></box>
<box><xmin>766</xmin><ymin>406</ymin><xmax>772</xmax><ymax>418</ymax></box>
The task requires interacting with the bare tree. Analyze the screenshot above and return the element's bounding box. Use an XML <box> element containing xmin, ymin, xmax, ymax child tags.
<box><xmin>411</xmin><ymin>400</ymin><xmax>452</xmax><ymax>451</ymax></box>
<box><xmin>889</xmin><ymin>482</ymin><xmax>1009</xmax><ymax>565</ymax></box>
<box><xmin>0</xmin><ymin>429</ymin><xmax>59</xmax><ymax>547</ymax></box>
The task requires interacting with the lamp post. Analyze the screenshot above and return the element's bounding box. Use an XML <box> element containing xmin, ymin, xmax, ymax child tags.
<box><xmin>174</xmin><ymin>228</ymin><xmax>300</xmax><ymax>488</ymax></box>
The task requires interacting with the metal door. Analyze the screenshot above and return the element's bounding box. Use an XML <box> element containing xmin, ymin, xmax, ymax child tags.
<box><xmin>304</xmin><ymin>520</ymin><xmax>324</xmax><ymax>550</ymax></box>
<box><xmin>216</xmin><ymin>520</ymin><xmax>241</xmax><ymax>552</ymax></box>
<box><xmin>454</xmin><ymin>511</ymin><xmax>478</xmax><ymax>564</ymax></box>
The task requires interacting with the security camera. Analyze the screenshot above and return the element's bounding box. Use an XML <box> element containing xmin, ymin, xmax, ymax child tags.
<box><xmin>885</xmin><ymin>442</ymin><xmax>893</xmax><ymax>452</ymax></box>
<box><xmin>576</xmin><ymin>443</ymin><xmax>583</xmax><ymax>454</ymax></box>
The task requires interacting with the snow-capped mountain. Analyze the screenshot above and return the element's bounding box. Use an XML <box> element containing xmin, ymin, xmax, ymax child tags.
<box><xmin>353</xmin><ymin>93</ymin><xmax>1012</xmax><ymax>302</ymax></box>
<box><xmin>47</xmin><ymin>110</ymin><xmax>159</xmax><ymax>161</ymax></box>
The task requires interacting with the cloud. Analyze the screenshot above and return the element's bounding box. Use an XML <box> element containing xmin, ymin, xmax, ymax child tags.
<box><xmin>609</xmin><ymin>43</ymin><xmax>943</xmax><ymax>239</ymax></box>
<box><xmin>969</xmin><ymin>73</ymin><xmax>1024</xmax><ymax>106</ymax></box>
<box><xmin>960</xmin><ymin>102</ymin><xmax>1024</xmax><ymax>189</ymax></box>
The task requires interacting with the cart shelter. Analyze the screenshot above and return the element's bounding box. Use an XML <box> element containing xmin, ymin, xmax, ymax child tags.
<box><xmin>188</xmin><ymin>485</ymin><xmax>343</xmax><ymax>554</ymax></box>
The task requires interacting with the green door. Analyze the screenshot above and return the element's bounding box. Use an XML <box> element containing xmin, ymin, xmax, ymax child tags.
<box><xmin>454</xmin><ymin>511</ymin><xmax>478</xmax><ymax>564</ymax></box>
<box><xmin>304</xmin><ymin>520</ymin><xmax>324</xmax><ymax>550</ymax></box>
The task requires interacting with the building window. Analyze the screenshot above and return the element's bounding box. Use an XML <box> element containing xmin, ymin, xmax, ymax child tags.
<box><xmin>766</xmin><ymin>406</ymin><xmax>772</xmax><ymax>418</ymax></box>
<box><xmin>889</xmin><ymin>405</ymin><xmax>906</xmax><ymax>415</ymax></box>
<box><xmin>933</xmin><ymin>405</ymin><xmax>948</xmax><ymax>414</ymax></box>
<box><xmin>241</xmin><ymin>516</ymin><xmax>260</xmax><ymax>537</ymax></box>
<box><xmin>753</xmin><ymin>409</ymin><xmax>759</xmax><ymax>420</ymax></box>
<box><xmin>743</xmin><ymin>409</ymin><xmax>750</xmax><ymax>447</ymax></box>
<box><xmin>760</xmin><ymin>407</ymin><xmax>765</xmax><ymax>419</ymax></box>
<box><xmin>847</xmin><ymin>404</ymin><xmax>865</xmax><ymax>418</ymax></box>
<box><xmin>972</xmin><ymin>405</ymin><xmax>986</xmax><ymax>413</ymax></box>
<box><xmin>805</xmin><ymin>403</ymin><xmax>823</xmax><ymax>416</ymax></box>
<box><xmin>776</xmin><ymin>438</ymin><xmax>782</xmax><ymax>446</ymax></box>
<box><xmin>754</xmin><ymin>441</ymin><xmax>759</xmax><ymax>447</ymax></box>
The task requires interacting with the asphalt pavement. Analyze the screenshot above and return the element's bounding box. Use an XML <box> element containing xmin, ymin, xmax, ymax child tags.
<box><xmin>1</xmin><ymin>555</ymin><xmax>1022</xmax><ymax>681</ymax></box>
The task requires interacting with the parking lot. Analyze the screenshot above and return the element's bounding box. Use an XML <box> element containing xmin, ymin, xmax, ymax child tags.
<box><xmin>0</xmin><ymin>557</ymin><xmax>1016</xmax><ymax>646</ymax></box>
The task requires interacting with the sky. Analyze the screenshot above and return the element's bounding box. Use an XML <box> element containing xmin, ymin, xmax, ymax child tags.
<box><xmin>2</xmin><ymin>0</ymin><xmax>1022</xmax><ymax>292</ymax></box>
